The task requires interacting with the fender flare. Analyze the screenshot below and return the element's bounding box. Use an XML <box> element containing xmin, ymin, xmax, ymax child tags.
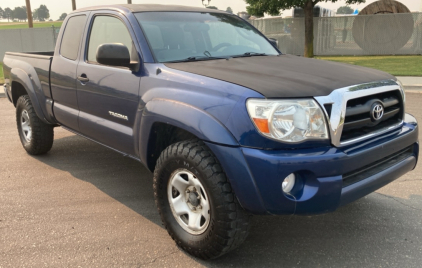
<box><xmin>139</xmin><ymin>98</ymin><xmax>239</xmax><ymax>166</ymax></box>
<box><xmin>10</xmin><ymin>68</ymin><xmax>50</xmax><ymax>124</ymax></box>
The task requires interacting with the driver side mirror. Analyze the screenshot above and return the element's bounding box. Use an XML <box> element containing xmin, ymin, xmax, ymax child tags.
<box><xmin>268</xmin><ymin>38</ymin><xmax>279</xmax><ymax>49</ymax></box>
<box><xmin>96</xmin><ymin>43</ymin><xmax>131</xmax><ymax>68</ymax></box>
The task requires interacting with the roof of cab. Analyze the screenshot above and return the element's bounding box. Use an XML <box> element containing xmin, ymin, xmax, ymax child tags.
<box><xmin>73</xmin><ymin>4</ymin><xmax>228</xmax><ymax>14</ymax></box>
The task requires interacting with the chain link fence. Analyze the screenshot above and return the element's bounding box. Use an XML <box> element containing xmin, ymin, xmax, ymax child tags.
<box><xmin>0</xmin><ymin>27</ymin><xmax>60</xmax><ymax>62</ymax></box>
<box><xmin>250</xmin><ymin>12</ymin><xmax>422</xmax><ymax>56</ymax></box>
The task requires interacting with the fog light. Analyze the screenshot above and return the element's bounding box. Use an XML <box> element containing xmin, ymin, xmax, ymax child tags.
<box><xmin>282</xmin><ymin>173</ymin><xmax>296</xmax><ymax>193</ymax></box>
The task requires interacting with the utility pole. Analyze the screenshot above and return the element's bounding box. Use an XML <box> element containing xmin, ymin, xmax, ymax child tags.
<box><xmin>72</xmin><ymin>0</ymin><xmax>76</xmax><ymax>11</ymax></box>
<box><xmin>128</xmin><ymin>0</ymin><xmax>132</xmax><ymax>4</ymax></box>
<box><xmin>25</xmin><ymin>0</ymin><xmax>33</xmax><ymax>28</ymax></box>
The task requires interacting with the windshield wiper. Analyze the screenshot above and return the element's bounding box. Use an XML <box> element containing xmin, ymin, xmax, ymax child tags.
<box><xmin>167</xmin><ymin>55</ymin><xmax>228</xmax><ymax>63</ymax></box>
<box><xmin>232</xmin><ymin>52</ymin><xmax>268</xmax><ymax>58</ymax></box>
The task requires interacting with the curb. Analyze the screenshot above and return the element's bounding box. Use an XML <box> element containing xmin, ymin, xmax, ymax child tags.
<box><xmin>0</xmin><ymin>92</ymin><xmax>5</xmax><ymax>98</ymax></box>
<box><xmin>403</xmin><ymin>85</ymin><xmax>422</xmax><ymax>91</ymax></box>
<box><xmin>405</xmin><ymin>89</ymin><xmax>422</xmax><ymax>94</ymax></box>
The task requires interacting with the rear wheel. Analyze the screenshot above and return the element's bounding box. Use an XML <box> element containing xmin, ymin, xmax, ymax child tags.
<box><xmin>153</xmin><ymin>139</ymin><xmax>251</xmax><ymax>259</ymax></box>
<box><xmin>16</xmin><ymin>95</ymin><xmax>54</xmax><ymax>155</ymax></box>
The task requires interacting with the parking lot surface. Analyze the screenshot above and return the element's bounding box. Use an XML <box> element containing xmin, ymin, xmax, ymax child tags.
<box><xmin>1</xmin><ymin>94</ymin><xmax>421</xmax><ymax>267</ymax></box>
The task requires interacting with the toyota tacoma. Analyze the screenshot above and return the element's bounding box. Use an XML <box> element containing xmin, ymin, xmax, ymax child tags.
<box><xmin>2</xmin><ymin>4</ymin><xmax>419</xmax><ymax>259</ymax></box>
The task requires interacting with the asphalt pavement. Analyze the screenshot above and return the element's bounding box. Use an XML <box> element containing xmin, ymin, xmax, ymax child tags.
<box><xmin>1</xmin><ymin>95</ymin><xmax>421</xmax><ymax>268</ymax></box>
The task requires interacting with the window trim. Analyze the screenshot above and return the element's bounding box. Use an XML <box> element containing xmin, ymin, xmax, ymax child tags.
<box><xmin>59</xmin><ymin>14</ymin><xmax>87</xmax><ymax>61</ymax></box>
<box><xmin>84</xmin><ymin>13</ymin><xmax>138</xmax><ymax>69</ymax></box>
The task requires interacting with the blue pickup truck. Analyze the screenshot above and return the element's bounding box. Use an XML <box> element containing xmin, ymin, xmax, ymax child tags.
<box><xmin>2</xmin><ymin>4</ymin><xmax>419</xmax><ymax>259</ymax></box>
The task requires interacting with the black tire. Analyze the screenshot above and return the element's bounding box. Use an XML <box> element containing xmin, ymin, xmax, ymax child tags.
<box><xmin>153</xmin><ymin>139</ymin><xmax>251</xmax><ymax>260</ymax></box>
<box><xmin>16</xmin><ymin>95</ymin><xmax>54</xmax><ymax>155</ymax></box>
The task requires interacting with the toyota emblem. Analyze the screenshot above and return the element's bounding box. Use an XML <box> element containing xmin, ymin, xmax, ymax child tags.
<box><xmin>371</xmin><ymin>103</ymin><xmax>384</xmax><ymax>121</ymax></box>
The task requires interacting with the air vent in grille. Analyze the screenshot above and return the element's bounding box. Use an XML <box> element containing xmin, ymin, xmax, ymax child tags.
<box><xmin>340</xmin><ymin>90</ymin><xmax>403</xmax><ymax>143</ymax></box>
<box><xmin>342</xmin><ymin>146</ymin><xmax>414</xmax><ymax>187</ymax></box>
<box><xmin>323</xmin><ymin>104</ymin><xmax>333</xmax><ymax>119</ymax></box>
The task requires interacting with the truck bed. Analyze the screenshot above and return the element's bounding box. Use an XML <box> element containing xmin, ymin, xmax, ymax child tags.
<box><xmin>3</xmin><ymin>51</ymin><xmax>54</xmax><ymax>123</ymax></box>
<box><xmin>4</xmin><ymin>52</ymin><xmax>53</xmax><ymax>100</ymax></box>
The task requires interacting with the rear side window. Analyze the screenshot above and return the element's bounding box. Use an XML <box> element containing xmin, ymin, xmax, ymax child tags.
<box><xmin>60</xmin><ymin>15</ymin><xmax>87</xmax><ymax>60</ymax></box>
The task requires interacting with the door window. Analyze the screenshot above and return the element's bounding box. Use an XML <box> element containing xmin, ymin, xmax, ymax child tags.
<box><xmin>87</xmin><ymin>16</ymin><xmax>134</xmax><ymax>63</ymax></box>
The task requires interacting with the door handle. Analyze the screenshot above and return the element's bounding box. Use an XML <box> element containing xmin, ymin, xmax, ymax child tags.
<box><xmin>77</xmin><ymin>75</ymin><xmax>89</xmax><ymax>83</ymax></box>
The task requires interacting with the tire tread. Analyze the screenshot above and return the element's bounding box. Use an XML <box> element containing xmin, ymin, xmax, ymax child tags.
<box><xmin>153</xmin><ymin>139</ymin><xmax>251</xmax><ymax>259</ymax></box>
<box><xmin>16</xmin><ymin>95</ymin><xmax>54</xmax><ymax>155</ymax></box>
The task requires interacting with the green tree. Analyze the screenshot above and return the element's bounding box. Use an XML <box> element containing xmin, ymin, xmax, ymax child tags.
<box><xmin>12</xmin><ymin>6</ymin><xmax>28</xmax><ymax>22</ymax></box>
<box><xmin>0</xmin><ymin>7</ymin><xmax>4</xmax><ymax>19</ymax></box>
<box><xmin>337</xmin><ymin>5</ymin><xmax>354</xmax><ymax>14</ymax></box>
<box><xmin>4</xmin><ymin>7</ymin><xmax>12</xmax><ymax>22</ymax></box>
<box><xmin>59</xmin><ymin>13</ymin><xmax>67</xmax><ymax>21</ymax></box>
<box><xmin>245</xmin><ymin>0</ymin><xmax>365</xmax><ymax>57</ymax></box>
<box><xmin>32</xmin><ymin>8</ymin><xmax>39</xmax><ymax>21</ymax></box>
<box><xmin>226</xmin><ymin>7</ymin><xmax>233</xmax><ymax>13</ymax></box>
<box><xmin>206</xmin><ymin>6</ymin><xmax>219</xmax><ymax>10</ymax></box>
<box><xmin>36</xmin><ymin>4</ymin><xmax>50</xmax><ymax>21</ymax></box>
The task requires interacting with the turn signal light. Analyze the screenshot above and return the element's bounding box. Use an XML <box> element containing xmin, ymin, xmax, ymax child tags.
<box><xmin>252</xmin><ymin>118</ymin><xmax>270</xmax><ymax>133</ymax></box>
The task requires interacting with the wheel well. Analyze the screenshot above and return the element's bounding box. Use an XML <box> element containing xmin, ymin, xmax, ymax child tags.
<box><xmin>147</xmin><ymin>123</ymin><xmax>197</xmax><ymax>171</ymax></box>
<box><xmin>11</xmin><ymin>82</ymin><xmax>28</xmax><ymax>106</ymax></box>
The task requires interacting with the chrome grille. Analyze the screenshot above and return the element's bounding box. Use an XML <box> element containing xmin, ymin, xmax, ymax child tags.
<box><xmin>314</xmin><ymin>80</ymin><xmax>405</xmax><ymax>147</ymax></box>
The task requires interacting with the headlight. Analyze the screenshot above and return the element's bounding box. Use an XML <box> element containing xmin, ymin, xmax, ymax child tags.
<box><xmin>246</xmin><ymin>98</ymin><xmax>329</xmax><ymax>142</ymax></box>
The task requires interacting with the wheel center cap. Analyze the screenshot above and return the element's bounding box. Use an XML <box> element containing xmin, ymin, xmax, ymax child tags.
<box><xmin>188</xmin><ymin>192</ymin><xmax>200</xmax><ymax>207</ymax></box>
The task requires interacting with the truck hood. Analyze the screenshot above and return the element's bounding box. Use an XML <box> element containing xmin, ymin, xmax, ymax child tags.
<box><xmin>165</xmin><ymin>55</ymin><xmax>395</xmax><ymax>98</ymax></box>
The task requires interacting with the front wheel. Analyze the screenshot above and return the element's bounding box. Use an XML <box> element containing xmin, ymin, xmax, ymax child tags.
<box><xmin>16</xmin><ymin>95</ymin><xmax>54</xmax><ymax>155</ymax></box>
<box><xmin>153</xmin><ymin>140</ymin><xmax>251</xmax><ymax>259</ymax></box>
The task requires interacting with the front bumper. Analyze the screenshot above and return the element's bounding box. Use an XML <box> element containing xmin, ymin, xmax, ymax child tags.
<box><xmin>206</xmin><ymin>114</ymin><xmax>418</xmax><ymax>215</ymax></box>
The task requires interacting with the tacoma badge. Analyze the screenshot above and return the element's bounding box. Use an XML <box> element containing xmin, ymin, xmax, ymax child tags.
<box><xmin>109</xmin><ymin>111</ymin><xmax>128</xmax><ymax>121</ymax></box>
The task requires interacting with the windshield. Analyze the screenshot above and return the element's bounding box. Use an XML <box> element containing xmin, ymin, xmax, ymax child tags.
<box><xmin>135</xmin><ymin>12</ymin><xmax>279</xmax><ymax>63</ymax></box>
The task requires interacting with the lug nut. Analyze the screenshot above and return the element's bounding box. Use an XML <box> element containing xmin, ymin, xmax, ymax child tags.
<box><xmin>197</xmin><ymin>205</ymin><xmax>202</xmax><ymax>209</ymax></box>
<box><xmin>192</xmin><ymin>207</ymin><xmax>196</xmax><ymax>211</ymax></box>
<box><xmin>186</xmin><ymin>189</ymin><xmax>190</xmax><ymax>193</ymax></box>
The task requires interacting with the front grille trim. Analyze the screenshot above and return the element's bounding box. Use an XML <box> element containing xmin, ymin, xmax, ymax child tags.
<box><xmin>340</xmin><ymin>120</ymin><xmax>403</xmax><ymax>145</ymax></box>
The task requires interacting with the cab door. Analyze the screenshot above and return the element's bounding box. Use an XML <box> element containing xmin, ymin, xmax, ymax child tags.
<box><xmin>51</xmin><ymin>13</ymin><xmax>88</xmax><ymax>130</ymax></box>
<box><xmin>76</xmin><ymin>12</ymin><xmax>141</xmax><ymax>155</ymax></box>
